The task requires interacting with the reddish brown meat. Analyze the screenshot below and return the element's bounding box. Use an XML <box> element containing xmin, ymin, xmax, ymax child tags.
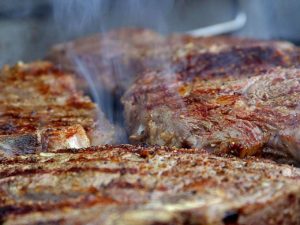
<box><xmin>47</xmin><ymin>28</ymin><xmax>300</xmax><ymax>96</ymax></box>
<box><xmin>123</xmin><ymin>66</ymin><xmax>300</xmax><ymax>163</ymax></box>
<box><xmin>0</xmin><ymin>145</ymin><xmax>299</xmax><ymax>225</ymax></box>
<box><xmin>0</xmin><ymin>61</ymin><xmax>116</xmax><ymax>155</ymax></box>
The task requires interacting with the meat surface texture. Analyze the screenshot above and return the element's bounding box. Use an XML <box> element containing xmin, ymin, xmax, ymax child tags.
<box><xmin>0</xmin><ymin>61</ymin><xmax>115</xmax><ymax>155</ymax></box>
<box><xmin>48</xmin><ymin>29</ymin><xmax>300</xmax><ymax>162</ymax></box>
<box><xmin>47</xmin><ymin>28</ymin><xmax>300</xmax><ymax>95</ymax></box>
<box><xmin>123</xmin><ymin>35</ymin><xmax>300</xmax><ymax>163</ymax></box>
<box><xmin>0</xmin><ymin>145</ymin><xmax>299</xmax><ymax>225</ymax></box>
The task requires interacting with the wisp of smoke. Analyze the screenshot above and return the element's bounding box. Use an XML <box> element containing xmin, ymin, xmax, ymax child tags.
<box><xmin>51</xmin><ymin>0</ymin><xmax>181</xmax><ymax>143</ymax></box>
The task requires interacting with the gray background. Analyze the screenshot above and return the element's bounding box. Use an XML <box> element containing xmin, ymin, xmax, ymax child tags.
<box><xmin>0</xmin><ymin>0</ymin><xmax>300</xmax><ymax>66</ymax></box>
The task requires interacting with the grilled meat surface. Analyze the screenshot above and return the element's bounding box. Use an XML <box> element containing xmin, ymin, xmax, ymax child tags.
<box><xmin>123</xmin><ymin>67</ymin><xmax>300</xmax><ymax>163</ymax></box>
<box><xmin>4</xmin><ymin>31</ymin><xmax>300</xmax><ymax>224</ymax></box>
<box><xmin>0</xmin><ymin>61</ymin><xmax>115</xmax><ymax>155</ymax></box>
<box><xmin>47</xmin><ymin>28</ymin><xmax>300</xmax><ymax>95</ymax></box>
<box><xmin>0</xmin><ymin>145</ymin><xmax>299</xmax><ymax>225</ymax></box>
<box><xmin>49</xmin><ymin>29</ymin><xmax>300</xmax><ymax>143</ymax></box>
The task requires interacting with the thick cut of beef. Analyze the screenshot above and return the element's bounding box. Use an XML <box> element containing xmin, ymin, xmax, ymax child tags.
<box><xmin>123</xmin><ymin>67</ymin><xmax>300</xmax><ymax>163</ymax></box>
<box><xmin>0</xmin><ymin>61</ymin><xmax>115</xmax><ymax>155</ymax></box>
<box><xmin>47</xmin><ymin>28</ymin><xmax>300</xmax><ymax>96</ymax></box>
<box><xmin>0</xmin><ymin>145</ymin><xmax>299</xmax><ymax>225</ymax></box>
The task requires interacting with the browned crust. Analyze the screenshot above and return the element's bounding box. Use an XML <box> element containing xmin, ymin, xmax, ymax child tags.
<box><xmin>122</xmin><ymin>41</ymin><xmax>300</xmax><ymax>162</ymax></box>
<box><xmin>0</xmin><ymin>145</ymin><xmax>299</xmax><ymax>224</ymax></box>
<box><xmin>0</xmin><ymin>61</ymin><xmax>115</xmax><ymax>155</ymax></box>
<box><xmin>47</xmin><ymin>28</ymin><xmax>300</xmax><ymax>95</ymax></box>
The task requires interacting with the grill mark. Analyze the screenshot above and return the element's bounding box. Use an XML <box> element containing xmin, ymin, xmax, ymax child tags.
<box><xmin>0</xmin><ymin>149</ymin><xmax>294</xmax><ymax>186</ymax></box>
<box><xmin>105</xmin><ymin>180</ymin><xmax>145</xmax><ymax>190</ymax></box>
<box><xmin>0</xmin><ymin>155</ymin><xmax>117</xmax><ymax>165</ymax></box>
<box><xmin>29</xmin><ymin>219</ymin><xmax>66</xmax><ymax>225</ymax></box>
<box><xmin>0</xmin><ymin>194</ymin><xmax>117</xmax><ymax>219</ymax></box>
<box><xmin>0</xmin><ymin>145</ymin><xmax>299</xmax><ymax>223</ymax></box>
<box><xmin>0</xmin><ymin>167</ymin><xmax>139</xmax><ymax>179</ymax></box>
<box><xmin>0</xmin><ymin>155</ymin><xmax>257</xmax><ymax>176</ymax></box>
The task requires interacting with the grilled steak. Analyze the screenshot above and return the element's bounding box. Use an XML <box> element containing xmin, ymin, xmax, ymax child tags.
<box><xmin>123</xmin><ymin>64</ymin><xmax>300</xmax><ymax>163</ymax></box>
<box><xmin>47</xmin><ymin>28</ymin><xmax>300</xmax><ymax>96</ymax></box>
<box><xmin>0</xmin><ymin>145</ymin><xmax>299</xmax><ymax>225</ymax></box>
<box><xmin>49</xmin><ymin>28</ymin><xmax>300</xmax><ymax>127</ymax></box>
<box><xmin>0</xmin><ymin>61</ymin><xmax>115</xmax><ymax>155</ymax></box>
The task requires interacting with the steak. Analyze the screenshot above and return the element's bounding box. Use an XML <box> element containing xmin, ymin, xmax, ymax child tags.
<box><xmin>47</xmin><ymin>28</ymin><xmax>299</xmax><ymax>96</ymax></box>
<box><xmin>0</xmin><ymin>61</ymin><xmax>116</xmax><ymax>155</ymax></box>
<box><xmin>123</xmin><ymin>65</ymin><xmax>300</xmax><ymax>163</ymax></box>
<box><xmin>0</xmin><ymin>145</ymin><xmax>299</xmax><ymax>225</ymax></box>
<box><xmin>49</xmin><ymin>28</ymin><xmax>300</xmax><ymax>127</ymax></box>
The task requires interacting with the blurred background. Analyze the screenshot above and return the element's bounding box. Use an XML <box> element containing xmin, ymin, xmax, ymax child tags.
<box><xmin>0</xmin><ymin>0</ymin><xmax>300</xmax><ymax>66</ymax></box>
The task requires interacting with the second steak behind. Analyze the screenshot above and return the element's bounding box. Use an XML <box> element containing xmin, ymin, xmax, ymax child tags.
<box><xmin>123</xmin><ymin>38</ymin><xmax>300</xmax><ymax>163</ymax></box>
<box><xmin>47</xmin><ymin>28</ymin><xmax>300</xmax><ymax>96</ymax></box>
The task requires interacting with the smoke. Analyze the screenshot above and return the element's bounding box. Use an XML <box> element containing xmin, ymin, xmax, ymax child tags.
<box><xmin>50</xmin><ymin>0</ymin><xmax>178</xmax><ymax>144</ymax></box>
<box><xmin>52</xmin><ymin>0</ymin><xmax>176</xmax><ymax>33</ymax></box>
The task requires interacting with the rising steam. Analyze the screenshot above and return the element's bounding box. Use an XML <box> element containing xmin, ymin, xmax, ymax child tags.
<box><xmin>51</xmin><ymin>0</ymin><xmax>177</xmax><ymax>141</ymax></box>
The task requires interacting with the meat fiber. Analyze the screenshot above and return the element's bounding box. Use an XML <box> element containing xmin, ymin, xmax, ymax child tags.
<box><xmin>0</xmin><ymin>61</ymin><xmax>116</xmax><ymax>155</ymax></box>
<box><xmin>0</xmin><ymin>145</ymin><xmax>299</xmax><ymax>225</ymax></box>
<box><xmin>123</xmin><ymin>65</ymin><xmax>300</xmax><ymax>164</ymax></box>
